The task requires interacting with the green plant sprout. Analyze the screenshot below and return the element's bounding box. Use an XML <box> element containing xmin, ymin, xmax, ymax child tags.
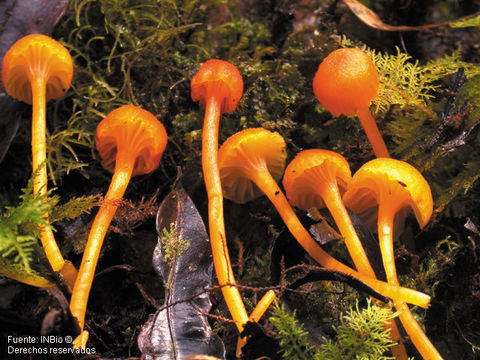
<box><xmin>160</xmin><ymin>223</ymin><xmax>191</xmax><ymax>266</ymax></box>
<box><xmin>0</xmin><ymin>175</ymin><xmax>100</xmax><ymax>287</ymax></box>
<box><xmin>0</xmin><ymin>177</ymin><xmax>57</xmax><ymax>286</ymax></box>
<box><xmin>270</xmin><ymin>299</ymin><xmax>407</xmax><ymax>360</ymax></box>
<box><xmin>450</xmin><ymin>14</ymin><xmax>480</xmax><ymax>28</ymax></box>
<box><xmin>269</xmin><ymin>301</ymin><xmax>317</xmax><ymax>360</ymax></box>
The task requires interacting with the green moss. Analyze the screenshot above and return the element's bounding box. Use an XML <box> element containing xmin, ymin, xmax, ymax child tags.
<box><xmin>450</xmin><ymin>14</ymin><xmax>480</xmax><ymax>28</ymax></box>
<box><xmin>0</xmin><ymin>175</ymin><xmax>56</xmax><ymax>280</ymax></box>
<box><xmin>160</xmin><ymin>223</ymin><xmax>190</xmax><ymax>266</ymax></box>
<box><xmin>270</xmin><ymin>299</ymin><xmax>400</xmax><ymax>360</ymax></box>
<box><xmin>1</xmin><ymin>0</ymin><xmax>478</xmax><ymax>357</ymax></box>
<box><xmin>269</xmin><ymin>301</ymin><xmax>318</xmax><ymax>360</ymax></box>
<box><xmin>48</xmin><ymin>0</ymin><xmax>332</xmax><ymax>194</ymax></box>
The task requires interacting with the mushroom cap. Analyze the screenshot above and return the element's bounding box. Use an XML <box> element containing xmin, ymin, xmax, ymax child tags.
<box><xmin>1</xmin><ymin>34</ymin><xmax>73</xmax><ymax>104</ymax></box>
<box><xmin>95</xmin><ymin>105</ymin><xmax>167</xmax><ymax>177</ymax></box>
<box><xmin>283</xmin><ymin>149</ymin><xmax>352</xmax><ymax>210</ymax></box>
<box><xmin>312</xmin><ymin>48</ymin><xmax>379</xmax><ymax>117</ymax></box>
<box><xmin>343</xmin><ymin>158</ymin><xmax>433</xmax><ymax>229</ymax></box>
<box><xmin>191</xmin><ymin>59</ymin><xmax>243</xmax><ymax>114</ymax></box>
<box><xmin>219</xmin><ymin>128</ymin><xmax>286</xmax><ymax>203</ymax></box>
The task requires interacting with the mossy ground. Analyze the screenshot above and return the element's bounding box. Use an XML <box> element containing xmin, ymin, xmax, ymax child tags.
<box><xmin>1</xmin><ymin>0</ymin><xmax>480</xmax><ymax>359</ymax></box>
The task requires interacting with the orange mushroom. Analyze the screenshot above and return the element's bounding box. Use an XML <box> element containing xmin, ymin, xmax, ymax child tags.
<box><xmin>313</xmin><ymin>47</ymin><xmax>390</xmax><ymax>158</ymax></box>
<box><xmin>283</xmin><ymin>149</ymin><xmax>376</xmax><ymax>277</ymax></box>
<box><xmin>343</xmin><ymin>158</ymin><xmax>442</xmax><ymax>359</ymax></box>
<box><xmin>283</xmin><ymin>149</ymin><xmax>407</xmax><ymax>358</ymax></box>
<box><xmin>191</xmin><ymin>59</ymin><xmax>249</xmax><ymax>333</ymax></box>
<box><xmin>69</xmin><ymin>105</ymin><xmax>167</xmax><ymax>348</ymax></box>
<box><xmin>1</xmin><ymin>34</ymin><xmax>76</xmax><ymax>288</ymax></box>
<box><xmin>218</xmin><ymin>128</ymin><xmax>430</xmax><ymax>308</ymax></box>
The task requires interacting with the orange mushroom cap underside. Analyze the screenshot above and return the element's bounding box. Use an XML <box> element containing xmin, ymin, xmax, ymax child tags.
<box><xmin>191</xmin><ymin>59</ymin><xmax>243</xmax><ymax>113</ymax></box>
<box><xmin>343</xmin><ymin>158</ymin><xmax>433</xmax><ymax>229</ymax></box>
<box><xmin>1</xmin><ymin>34</ymin><xmax>73</xmax><ymax>103</ymax></box>
<box><xmin>95</xmin><ymin>105</ymin><xmax>167</xmax><ymax>176</ymax></box>
<box><xmin>219</xmin><ymin>127</ymin><xmax>286</xmax><ymax>203</ymax></box>
<box><xmin>283</xmin><ymin>149</ymin><xmax>352</xmax><ymax>210</ymax></box>
<box><xmin>313</xmin><ymin>47</ymin><xmax>379</xmax><ymax>117</ymax></box>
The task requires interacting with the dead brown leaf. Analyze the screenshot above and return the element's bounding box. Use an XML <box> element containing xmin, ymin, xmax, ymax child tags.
<box><xmin>341</xmin><ymin>0</ymin><xmax>480</xmax><ymax>31</ymax></box>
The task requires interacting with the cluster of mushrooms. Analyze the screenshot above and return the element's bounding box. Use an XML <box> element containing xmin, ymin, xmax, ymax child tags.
<box><xmin>1</xmin><ymin>34</ymin><xmax>442</xmax><ymax>359</ymax></box>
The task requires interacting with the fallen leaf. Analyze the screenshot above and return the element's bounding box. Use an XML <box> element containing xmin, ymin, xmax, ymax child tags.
<box><xmin>341</xmin><ymin>0</ymin><xmax>480</xmax><ymax>31</ymax></box>
<box><xmin>138</xmin><ymin>186</ymin><xmax>225</xmax><ymax>360</ymax></box>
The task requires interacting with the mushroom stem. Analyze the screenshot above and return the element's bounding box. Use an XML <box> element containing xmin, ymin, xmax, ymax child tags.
<box><xmin>0</xmin><ymin>264</ymin><xmax>55</xmax><ymax>288</ymax></box>
<box><xmin>318</xmin><ymin>184</ymin><xmax>376</xmax><ymax>277</ymax></box>
<box><xmin>356</xmin><ymin>106</ymin><xmax>390</xmax><ymax>158</ymax></box>
<box><xmin>202</xmin><ymin>94</ymin><xmax>249</xmax><ymax>332</ymax></box>
<box><xmin>394</xmin><ymin>301</ymin><xmax>441</xmax><ymax>360</ymax></box>
<box><xmin>313</xmin><ymin>172</ymin><xmax>407</xmax><ymax>358</ymax></box>
<box><xmin>31</xmin><ymin>76</ymin><xmax>48</xmax><ymax>196</ymax></box>
<box><xmin>70</xmin><ymin>153</ymin><xmax>134</xmax><ymax>346</ymax></box>
<box><xmin>378</xmin><ymin>201</ymin><xmax>443</xmax><ymax>360</ymax></box>
<box><xmin>236</xmin><ymin>290</ymin><xmax>276</xmax><ymax>357</ymax></box>
<box><xmin>31</xmin><ymin>76</ymin><xmax>77</xmax><ymax>288</ymax></box>
<box><xmin>249</xmin><ymin>168</ymin><xmax>430</xmax><ymax>308</ymax></box>
<box><xmin>248</xmin><ymin>290</ymin><xmax>276</xmax><ymax>323</ymax></box>
<box><xmin>69</xmin><ymin>105</ymin><xmax>167</xmax><ymax>349</ymax></box>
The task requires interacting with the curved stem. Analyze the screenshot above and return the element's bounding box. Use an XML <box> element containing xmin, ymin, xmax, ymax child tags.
<box><xmin>383</xmin><ymin>308</ymin><xmax>409</xmax><ymax>360</ymax></box>
<box><xmin>32</xmin><ymin>77</ymin><xmax>77</xmax><ymax>289</ymax></box>
<box><xmin>0</xmin><ymin>264</ymin><xmax>55</xmax><ymax>288</ymax></box>
<box><xmin>59</xmin><ymin>261</ymin><xmax>78</xmax><ymax>292</ymax></box>
<box><xmin>250</xmin><ymin>169</ymin><xmax>430</xmax><ymax>308</ymax></box>
<box><xmin>70</xmin><ymin>154</ymin><xmax>134</xmax><ymax>346</ymax></box>
<box><xmin>394</xmin><ymin>301</ymin><xmax>443</xmax><ymax>360</ymax></box>
<box><xmin>378</xmin><ymin>203</ymin><xmax>443</xmax><ymax>360</ymax></box>
<box><xmin>320</xmin><ymin>185</ymin><xmax>376</xmax><ymax>277</ymax></box>
<box><xmin>377</xmin><ymin>209</ymin><xmax>398</xmax><ymax>285</ymax></box>
<box><xmin>320</xmin><ymin>186</ymin><xmax>408</xmax><ymax>359</ymax></box>
<box><xmin>202</xmin><ymin>95</ymin><xmax>248</xmax><ymax>332</ymax></box>
<box><xmin>356</xmin><ymin>106</ymin><xmax>390</xmax><ymax>158</ymax></box>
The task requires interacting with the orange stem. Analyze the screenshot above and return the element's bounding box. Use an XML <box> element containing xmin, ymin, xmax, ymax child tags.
<box><xmin>31</xmin><ymin>77</ymin><xmax>48</xmax><ymax>196</ymax></box>
<box><xmin>32</xmin><ymin>76</ymin><xmax>77</xmax><ymax>289</ymax></box>
<box><xmin>319</xmin><ymin>185</ymin><xmax>376</xmax><ymax>277</ymax></box>
<box><xmin>356</xmin><ymin>106</ymin><xmax>390</xmax><ymax>158</ymax></box>
<box><xmin>70</xmin><ymin>153</ymin><xmax>134</xmax><ymax>342</ymax></box>
<box><xmin>248</xmin><ymin>290</ymin><xmax>276</xmax><ymax>323</ymax></box>
<box><xmin>236</xmin><ymin>290</ymin><xmax>276</xmax><ymax>357</ymax></box>
<box><xmin>394</xmin><ymin>301</ymin><xmax>442</xmax><ymax>360</ymax></box>
<box><xmin>384</xmin><ymin>309</ymin><xmax>409</xmax><ymax>360</ymax></box>
<box><xmin>202</xmin><ymin>94</ymin><xmax>248</xmax><ymax>333</ymax></box>
<box><xmin>378</xmin><ymin>202</ymin><xmax>443</xmax><ymax>360</ymax></box>
<box><xmin>250</xmin><ymin>168</ymin><xmax>430</xmax><ymax>308</ymax></box>
<box><xmin>0</xmin><ymin>264</ymin><xmax>55</xmax><ymax>288</ymax></box>
<box><xmin>319</xmin><ymin>186</ymin><xmax>408</xmax><ymax>359</ymax></box>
